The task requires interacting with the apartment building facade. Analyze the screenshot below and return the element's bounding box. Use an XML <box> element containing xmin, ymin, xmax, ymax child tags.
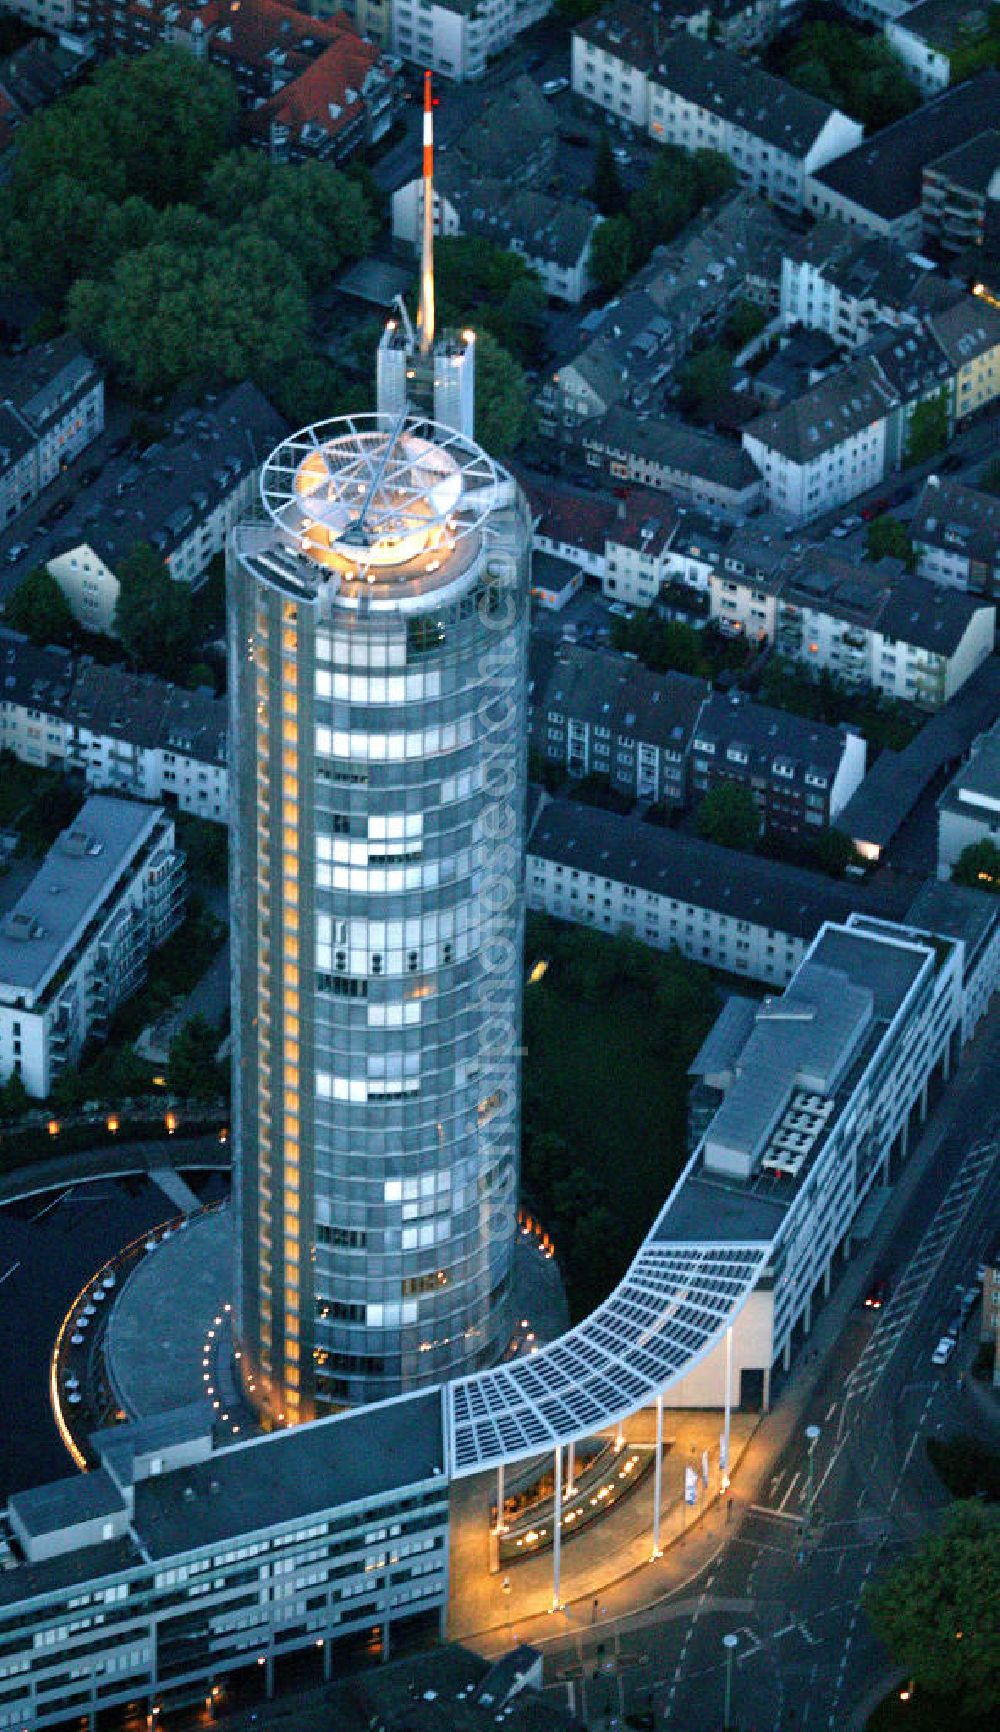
<box><xmin>779</xmin><ymin>220</ymin><xmax>959</xmax><ymax>350</ymax></box>
<box><xmin>690</xmin><ymin>692</ymin><xmax>867</xmax><ymax>838</ymax></box>
<box><xmin>0</xmin><ymin>797</ymin><xmax>185</xmax><ymax>1097</ymax></box>
<box><xmin>390</xmin><ymin>0</ymin><xmax>549</xmax><ymax>81</ymax></box>
<box><xmin>533</xmin><ymin>646</ymin><xmax>709</xmax><ymax>806</ymax></box>
<box><xmin>0</xmin><ymin>337</ymin><xmax>103</xmax><ymax>528</ymax></box>
<box><xmin>527</xmin><ymin>797</ymin><xmax>912</xmax><ymax>988</ymax></box>
<box><xmin>710</xmin><ymin>543</ymin><xmax>996</xmax><ymax>708</ymax></box>
<box><xmin>936</xmin><ymin>720</ymin><xmax>1000</xmax><ymax>879</ymax></box>
<box><xmin>912</xmin><ymin>474</ymin><xmax>1000</xmax><ymax>597</ymax></box>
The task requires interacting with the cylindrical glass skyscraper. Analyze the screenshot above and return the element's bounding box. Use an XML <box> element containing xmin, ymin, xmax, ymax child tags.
<box><xmin>228</xmin><ymin>412</ymin><xmax>530</xmax><ymax>1423</ymax></box>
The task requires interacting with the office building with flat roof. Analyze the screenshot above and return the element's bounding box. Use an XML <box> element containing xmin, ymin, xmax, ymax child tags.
<box><xmin>0</xmin><ymin>796</ymin><xmax>185</xmax><ymax>1096</ymax></box>
<box><xmin>228</xmin><ymin>410</ymin><xmax>531</xmax><ymax>1425</ymax></box>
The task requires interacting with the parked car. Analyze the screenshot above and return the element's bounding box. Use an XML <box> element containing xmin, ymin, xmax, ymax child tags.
<box><xmin>608</xmin><ymin>602</ymin><xmax>633</xmax><ymax>619</ymax></box>
<box><xmin>864</xmin><ymin>1276</ymin><xmax>888</xmax><ymax>1310</ymax></box>
<box><xmin>612</xmin><ymin>146</ymin><xmax>631</xmax><ymax>165</ymax></box>
<box><xmin>542</xmin><ymin>77</ymin><xmax>570</xmax><ymax>96</ymax></box>
<box><xmin>931</xmin><ymin>1335</ymin><xmax>956</xmax><ymax>1366</ymax></box>
<box><xmin>4</xmin><ymin>542</ymin><xmax>28</xmax><ymax>564</ymax></box>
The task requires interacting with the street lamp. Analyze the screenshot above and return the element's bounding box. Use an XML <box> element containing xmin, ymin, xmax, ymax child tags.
<box><xmin>805</xmin><ymin>1424</ymin><xmax>821</xmax><ymax>1529</ymax></box>
<box><xmin>722</xmin><ymin>1632</ymin><xmax>738</xmax><ymax>1730</ymax></box>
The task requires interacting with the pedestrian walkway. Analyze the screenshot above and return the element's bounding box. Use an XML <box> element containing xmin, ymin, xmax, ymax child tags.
<box><xmin>150</xmin><ymin>1166</ymin><xmax>202</xmax><ymax>1214</ymax></box>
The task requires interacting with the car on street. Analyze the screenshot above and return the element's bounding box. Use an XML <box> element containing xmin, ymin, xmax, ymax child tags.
<box><xmin>608</xmin><ymin>602</ymin><xmax>633</xmax><ymax>619</ymax></box>
<box><xmin>864</xmin><ymin>1276</ymin><xmax>888</xmax><ymax>1310</ymax></box>
<box><xmin>931</xmin><ymin>1335</ymin><xmax>956</xmax><ymax>1366</ymax></box>
<box><xmin>4</xmin><ymin>542</ymin><xmax>28</xmax><ymax>564</ymax></box>
<box><xmin>542</xmin><ymin>77</ymin><xmax>569</xmax><ymax>95</ymax></box>
<box><xmin>612</xmin><ymin>146</ymin><xmax>631</xmax><ymax>164</ymax></box>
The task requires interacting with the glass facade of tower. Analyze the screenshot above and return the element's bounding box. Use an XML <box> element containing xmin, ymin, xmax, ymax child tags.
<box><xmin>228</xmin><ymin>414</ymin><xmax>530</xmax><ymax>1422</ymax></box>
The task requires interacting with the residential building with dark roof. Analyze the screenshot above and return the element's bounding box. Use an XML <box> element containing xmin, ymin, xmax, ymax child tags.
<box><xmin>0</xmin><ymin>0</ymin><xmax>78</xmax><ymax>33</ymax></box>
<box><xmin>540</xmin><ymin>192</ymin><xmax>788</xmax><ymax>436</ymax></box>
<box><xmin>711</xmin><ymin>539</ymin><xmax>997</xmax><ymax>707</ymax></box>
<box><xmin>65</xmin><ymin>663</ymin><xmax>229</xmax><ymax>822</ymax></box>
<box><xmin>922</xmin><ymin>130</ymin><xmax>1000</xmax><ymax>255</ymax></box>
<box><xmin>45</xmin><ymin>381</ymin><xmax>287</xmax><ymax>635</ymax></box>
<box><xmin>445</xmin><ymin>74</ymin><xmax>557</xmax><ymax>181</ymax></box>
<box><xmin>0</xmin><ymin>628</ymin><xmax>74</xmax><ymax>770</ymax></box>
<box><xmin>645</xmin><ymin>35</ymin><xmax>863</xmax><ymax>214</ymax></box>
<box><xmin>886</xmin><ymin>0</ymin><xmax>996</xmax><ymax>96</ymax></box>
<box><xmin>533</xmin><ymin>645</ymin><xmax>709</xmax><ymax>806</ymax></box>
<box><xmin>0</xmin><ymin>796</ymin><xmax>185</xmax><ymax>1095</ymax></box>
<box><xmin>583</xmin><ymin>406</ymin><xmax>765</xmax><ymax>518</ymax></box>
<box><xmin>571</xmin><ymin>2</ymin><xmax>664</xmax><ymax>131</ymax></box>
<box><xmin>526</xmin><ymin>795</ymin><xmax>911</xmax><ymax>987</ymax></box>
<box><xmin>912</xmin><ymin>473</ymin><xmax>1000</xmax><ymax>596</ymax></box>
<box><xmin>0</xmin><ymin>35</ymin><xmax>93</xmax><ymax>155</ymax></box>
<box><xmin>392</xmin><ymin>171</ymin><xmax>602</xmax><ymax>303</ymax></box>
<box><xmin>927</xmin><ymin>291</ymin><xmax>1000</xmax><ymax>417</ymax></box>
<box><xmin>779</xmin><ymin>218</ymin><xmax>963</xmax><ymax>349</ymax></box>
<box><xmin>690</xmin><ymin>691</ymin><xmax>867</xmax><ymax>838</ymax></box>
<box><xmin>806</xmin><ymin>68</ymin><xmax>1000</xmax><ymax>246</ymax></box>
<box><xmin>0</xmin><ymin>335</ymin><xmax>103</xmax><ymax>528</ymax></box>
<box><xmin>0</xmin><ymin>630</ymin><xmax>229</xmax><ymax>821</ymax></box>
<box><xmin>742</xmin><ymin>354</ymin><xmax>898</xmax><ymax>522</ymax></box>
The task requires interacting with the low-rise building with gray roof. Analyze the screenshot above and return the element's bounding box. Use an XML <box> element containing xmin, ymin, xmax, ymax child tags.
<box><xmin>646</xmin><ymin>35</ymin><xmax>863</xmax><ymax>214</ymax></box>
<box><xmin>65</xmin><ymin>661</ymin><xmax>228</xmax><ymax>823</ymax></box>
<box><xmin>690</xmin><ymin>689</ymin><xmax>867</xmax><ymax>837</ymax></box>
<box><xmin>0</xmin><ymin>794</ymin><xmax>185</xmax><ymax>1096</ymax></box>
<box><xmin>533</xmin><ymin>645</ymin><xmax>709</xmax><ymax>806</ymax></box>
<box><xmin>922</xmin><ymin>128</ymin><xmax>1000</xmax><ymax>254</ymax></box>
<box><xmin>886</xmin><ymin>0</ymin><xmax>997</xmax><ymax>96</ymax></box>
<box><xmin>392</xmin><ymin>170</ymin><xmax>602</xmax><ymax>304</ymax></box>
<box><xmin>0</xmin><ymin>626</ymin><xmax>74</xmax><ymax>769</ymax></box>
<box><xmin>780</xmin><ymin>217</ymin><xmax>962</xmax><ymax>349</ymax></box>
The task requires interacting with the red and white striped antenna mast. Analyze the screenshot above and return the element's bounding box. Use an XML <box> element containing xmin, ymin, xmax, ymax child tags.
<box><xmin>418</xmin><ymin>68</ymin><xmax>436</xmax><ymax>356</ymax></box>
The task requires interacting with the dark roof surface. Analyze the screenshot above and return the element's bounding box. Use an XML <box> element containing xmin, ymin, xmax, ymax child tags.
<box><xmin>651</xmin><ymin>34</ymin><xmax>843</xmax><ymax>155</ymax></box>
<box><xmin>528</xmin><ymin>798</ymin><xmax>913</xmax><ymax>936</ymax></box>
<box><xmin>132</xmin><ymin>1390</ymin><xmax>445</xmax><ymax>1559</ymax></box>
<box><xmin>67</xmin><ymin>662</ymin><xmax>227</xmax><ymax>767</ymax></box>
<box><xmin>812</xmin><ymin>69</ymin><xmax>1000</xmax><ymax>219</ymax></box>
<box><xmin>694</xmin><ymin>691</ymin><xmax>856</xmax><ymax>778</ymax></box>
<box><xmin>9</xmin><ymin>1469</ymin><xmax>125</xmax><ymax>1538</ymax></box>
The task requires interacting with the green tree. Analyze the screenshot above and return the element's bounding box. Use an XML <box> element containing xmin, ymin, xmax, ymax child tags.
<box><xmin>952</xmin><ymin>839</ymin><xmax>1000</xmax><ymax>893</ymax></box>
<box><xmin>588</xmin><ymin>215</ymin><xmax>633</xmax><ymax>294</ymax></box>
<box><xmin>590</xmin><ymin>131</ymin><xmax>627</xmax><ymax>216</ymax></box>
<box><xmin>695</xmin><ymin>783</ymin><xmax>760</xmax><ymax>851</ymax></box>
<box><xmin>492</xmin><ymin>275</ymin><xmax>548</xmax><ymax>368</ymax></box>
<box><xmin>979</xmin><ymin>456</ymin><xmax>1000</xmax><ymax>495</ymax></box>
<box><xmin>168</xmin><ymin>1015</ymin><xmax>223</xmax><ymax>1102</ymax></box>
<box><xmin>676</xmin><ymin>344</ymin><xmax>733</xmax><ymax>417</ymax></box>
<box><xmin>867</xmin><ymin>514</ymin><xmax>916</xmax><ymax>570</ymax></box>
<box><xmin>4</xmin><ymin>566</ymin><xmax>77</xmax><ymax>647</ymax></box>
<box><xmin>725</xmin><ymin>297</ymin><xmax>767</xmax><ymax>352</ymax></box>
<box><xmin>204</xmin><ymin>153</ymin><xmax>375</xmax><ymax>290</ymax></box>
<box><xmin>775</xmin><ymin>23</ymin><xmax>921</xmax><ymax>132</ymax></box>
<box><xmin>813</xmin><ymin>827</ymin><xmax>862</xmax><ymax>878</ymax></box>
<box><xmin>474</xmin><ymin>331</ymin><xmax>531</xmax><ymax>458</ymax></box>
<box><xmin>628</xmin><ymin>146</ymin><xmax>698</xmax><ymax>258</ymax></box>
<box><xmin>69</xmin><ymin>228</ymin><xmax>311</xmax><ymax>400</ymax></box>
<box><xmin>863</xmin><ymin>1503</ymin><xmax>999</xmax><ymax>1717</ymax></box>
<box><xmin>0</xmin><ymin>1072</ymin><xmax>29</xmax><ymax>1124</ymax></box>
<box><xmin>114</xmin><ymin>543</ymin><xmax>194</xmax><ymax>679</ymax></box>
<box><xmin>905</xmin><ymin>390</ymin><xmax>950</xmax><ymax>466</ymax></box>
<box><xmin>692</xmin><ymin>148</ymin><xmax>738</xmax><ymax>205</ymax></box>
<box><xmin>433</xmin><ymin>236</ymin><xmax>547</xmax><ymax>367</ymax></box>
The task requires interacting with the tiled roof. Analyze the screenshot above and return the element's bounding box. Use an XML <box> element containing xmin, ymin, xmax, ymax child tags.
<box><xmin>911</xmin><ymin>474</ymin><xmax>1000</xmax><ymax>565</ymax></box>
<box><xmin>744</xmin><ymin>355</ymin><xmax>897</xmax><ymax>463</ymax></box>
<box><xmin>247</xmin><ymin>29</ymin><xmax>379</xmax><ymax>145</ymax></box>
<box><xmin>439</xmin><ymin>173</ymin><xmax>598</xmax><ymax>270</ymax></box>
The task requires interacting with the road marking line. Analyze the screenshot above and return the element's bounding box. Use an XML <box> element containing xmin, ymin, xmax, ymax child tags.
<box><xmin>778</xmin><ymin>1471</ymin><xmax>801</xmax><ymax>1511</ymax></box>
<box><xmin>748</xmin><ymin>1504</ymin><xmax>801</xmax><ymax>1524</ymax></box>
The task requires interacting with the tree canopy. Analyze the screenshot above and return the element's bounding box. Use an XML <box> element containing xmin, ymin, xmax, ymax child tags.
<box><xmin>4</xmin><ymin>566</ymin><xmax>77</xmax><ymax>647</ymax></box>
<box><xmin>677</xmin><ymin>344</ymin><xmax>733</xmax><ymax>417</ymax></box>
<box><xmin>168</xmin><ymin>1015</ymin><xmax>225</xmax><ymax>1102</ymax></box>
<box><xmin>0</xmin><ymin>50</ymin><xmax>376</xmax><ymax>419</ymax></box>
<box><xmin>695</xmin><ymin>783</ymin><xmax>761</xmax><ymax>851</ymax></box>
<box><xmin>863</xmin><ymin>1503</ymin><xmax>999</xmax><ymax>1717</ymax></box>
<box><xmin>867</xmin><ymin>514</ymin><xmax>916</xmax><ymax>571</ymax></box>
<box><xmin>590</xmin><ymin>131</ymin><xmax>627</xmax><ymax>216</ymax></box>
<box><xmin>114</xmin><ymin>544</ymin><xmax>196</xmax><ymax>683</ymax></box>
<box><xmin>589</xmin><ymin>214</ymin><xmax>633</xmax><ymax>295</ymax></box>
<box><xmin>433</xmin><ymin>237</ymin><xmax>548</xmax><ymax>367</ymax></box>
<box><xmin>769</xmin><ymin>21</ymin><xmax>921</xmax><ymax>131</ymax></box>
<box><xmin>906</xmin><ymin>391</ymin><xmax>950</xmax><ymax>467</ymax></box>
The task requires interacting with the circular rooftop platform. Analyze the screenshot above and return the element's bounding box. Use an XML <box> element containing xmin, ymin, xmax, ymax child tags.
<box><xmin>104</xmin><ymin>1209</ymin><xmax>232</xmax><ymax>1421</ymax></box>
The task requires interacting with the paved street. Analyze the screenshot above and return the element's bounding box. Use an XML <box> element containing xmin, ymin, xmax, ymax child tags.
<box><xmin>503</xmin><ymin>1009</ymin><xmax>1000</xmax><ymax>1730</ymax></box>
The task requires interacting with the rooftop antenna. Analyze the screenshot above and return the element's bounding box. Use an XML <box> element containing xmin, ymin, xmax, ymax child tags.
<box><xmin>391</xmin><ymin>292</ymin><xmax>415</xmax><ymax>348</ymax></box>
<box><xmin>418</xmin><ymin>68</ymin><xmax>435</xmax><ymax>356</ymax></box>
